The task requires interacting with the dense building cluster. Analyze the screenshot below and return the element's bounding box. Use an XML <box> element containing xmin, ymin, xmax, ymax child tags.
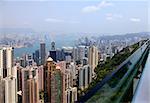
<box><xmin>0</xmin><ymin>35</ymin><xmax>146</xmax><ymax>103</ymax></box>
<box><xmin>0</xmin><ymin>41</ymin><xmax>99</xmax><ymax>103</ymax></box>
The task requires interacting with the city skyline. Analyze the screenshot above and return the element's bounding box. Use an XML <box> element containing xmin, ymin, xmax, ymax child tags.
<box><xmin>0</xmin><ymin>0</ymin><xmax>150</xmax><ymax>103</ymax></box>
<box><xmin>0</xmin><ymin>0</ymin><xmax>149</xmax><ymax>35</ymax></box>
<box><xmin>0</xmin><ymin>33</ymin><xmax>149</xmax><ymax>103</ymax></box>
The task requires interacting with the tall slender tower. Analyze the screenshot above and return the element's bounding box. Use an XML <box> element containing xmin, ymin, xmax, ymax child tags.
<box><xmin>88</xmin><ymin>45</ymin><xmax>98</xmax><ymax>74</ymax></box>
<box><xmin>40</xmin><ymin>43</ymin><xmax>46</xmax><ymax>65</ymax></box>
<box><xmin>33</xmin><ymin>50</ymin><xmax>40</xmax><ymax>66</ymax></box>
<box><xmin>0</xmin><ymin>47</ymin><xmax>14</xmax><ymax>78</ymax></box>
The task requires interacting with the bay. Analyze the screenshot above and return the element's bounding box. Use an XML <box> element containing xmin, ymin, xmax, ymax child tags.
<box><xmin>14</xmin><ymin>35</ymin><xmax>76</xmax><ymax>58</ymax></box>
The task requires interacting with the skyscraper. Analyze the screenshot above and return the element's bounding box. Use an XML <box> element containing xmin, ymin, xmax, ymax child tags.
<box><xmin>73</xmin><ymin>47</ymin><xmax>78</xmax><ymax>61</ymax></box>
<box><xmin>5</xmin><ymin>76</ymin><xmax>17</xmax><ymax>103</ymax></box>
<box><xmin>88</xmin><ymin>45</ymin><xmax>98</xmax><ymax>74</ymax></box>
<box><xmin>40</xmin><ymin>43</ymin><xmax>46</xmax><ymax>65</ymax></box>
<box><xmin>78</xmin><ymin>65</ymin><xmax>92</xmax><ymax>90</ymax></box>
<box><xmin>51</xmin><ymin>41</ymin><xmax>56</xmax><ymax>51</ymax></box>
<box><xmin>26</xmin><ymin>54</ymin><xmax>34</xmax><ymax>66</ymax></box>
<box><xmin>13</xmin><ymin>64</ymin><xmax>22</xmax><ymax>103</ymax></box>
<box><xmin>49</xmin><ymin>50</ymin><xmax>57</xmax><ymax>62</ymax></box>
<box><xmin>56</xmin><ymin>49</ymin><xmax>64</xmax><ymax>61</ymax></box>
<box><xmin>66</xmin><ymin>87</ymin><xmax>77</xmax><ymax>103</ymax></box>
<box><xmin>0</xmin><ymin>47</ymin><xmax>14</xmax><ymax>78</ymax></box>
<box><xmin>49</xmin><ymin>49</ymin><xmax>64</xmax><ymax>62</ymax></box>
<box><xmin>38</xmin><ymin>66</ymin><xmax>44</xmax><ymax>92</ymax></box>
<box><xmin>33</xmin><ymin>50</ymin><xmax>40</xmax><ymax>66</ymax></box>
<box><xmin>49</xmin><ymin>41</ymin><xmax>59</xmax><ymax>62</ymax></box>
<box><xmin>67</xmin><ymin>62</ymin><xmax>77</xmax><ymax>84</ymax></box>
<box><xmin>44</xmin><ymin>57</ymin><xmax>64</xmax><ymax>103</ymax></box>
<box><xmin>0</xmin><ymin>76</ymin><xmax>17</xmax><ymax>103</ymax></box>
<box><xmin>13</xmin><ymin>64</ymin><xmax>22</xmax><ymax>91</ymax></box>
<box><xmin>19</xmin><ymin>54</ymin><xmax>27</xmax><ymax>68</ymax></box>
<box><xmin>78</xmin><ymin>46</ymin><xmax>86</xmax><ymax>60</ymax></box>
<box><xmin>22</xmin><ymin>66</ymin><xmax>39</xmax><ymax>103</ymax></box>
<box><xmin>0</xmin><ymin>77</ymin><xmax>5</xmax><ymax>103</ymax></box>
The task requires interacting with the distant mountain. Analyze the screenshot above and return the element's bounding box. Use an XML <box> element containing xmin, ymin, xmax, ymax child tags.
<box><xmin>97</xmin><ymin>32</ymin><xmax>150</xmax><ymax>40</ymax></box>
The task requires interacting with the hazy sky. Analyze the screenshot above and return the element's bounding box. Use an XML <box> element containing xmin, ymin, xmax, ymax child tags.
<box><xmin>0</xmin><ymin>0</ymin><xmax>149</xmax><ymax>35</ymax></box>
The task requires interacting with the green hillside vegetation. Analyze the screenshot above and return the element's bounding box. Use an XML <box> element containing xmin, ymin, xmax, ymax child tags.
<box><xmin>79</xmin><ymin>41</ymin><xmax>141</xmax><ymax>96</ymax></box>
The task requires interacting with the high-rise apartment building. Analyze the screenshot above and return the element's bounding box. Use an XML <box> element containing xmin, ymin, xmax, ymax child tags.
<box><xmin>19</xmin><ymin>55</ymin><xmax>27</xmax><ymax>68</ymax></box>
<box><xmin>44</xmin><ymin>57</ymin><xmax>64</xmax><ymax>103</ymax></box>
<box><xmin>38</xmin><ymin>66</ymin><xmax>44</xmax><ymax>91</ymax></box>
<box><xmin>73</xmin><ymin>47</ymin><xmax>78</xmax><ymax>62</ymax></box>
<box><xmin>73</xmin><ymin>46</ymin><xmax>89</xmax><ymax>64</ymax></box>
<box><xmin>78</xmin><ymin>46</ymin><xmax>86</xmax><ymax>60</ymax></box>
<box><xmin>12</xmin><ymin>64</ymin><xmax>22</xmax><ymax>92</ymax></box>
<box><xmin>88</xmin><ymin>45</ymin><xmax>98</xmax><ymax>74</ymax></box>
<box><xmin>4</xmin><ymin>76</ymin><xmax>17</xmax><ymax>103</ymax></box>
<box><xmin>66</xmin><ymin>87</ymin><xmax>77</xmax><ymax>103</ymax></box>
<box><xmin>78</xmin><ymin>65</ymin><xmax>92</xmax><ymax>90</ymax></box>
<box><xmin>0</xmin><ymin>77</ymin><xmax>5</xmax><ymax>103</ymax></box>
<box><xmin>56</xmin><ymin>61</ymin><xmax>68</xmax><ymax>103</ymax></box>
<box><xmin>13</xmin><ymin>64</ymin><xmax>22</xmax><ymax>103</ymax></box>
<box><xmin>22</xmin><ymin>66</ymin><xmax>39</xmax><ymax>103</ymax></box>
<box><xmin>0</xmin><ymin>76</ymin><xmax>17</xmax><ymax>103</ymax></box>
<box><xmin>56</xmin><ymin>61</ymin><xmax>78</xmax><ymax>103</ymax></box>
<box><xmin>0</xmin><ymin>47</ymin><xmax>14</xmax><ymax>78</ymax></box>
<box><xmin>67</xmin><ymin>62</ymin><xmax>76</xmax><ymax>80</ymax></box>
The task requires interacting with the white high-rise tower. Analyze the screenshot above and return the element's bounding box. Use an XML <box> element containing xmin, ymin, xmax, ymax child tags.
<box><xmin>88</xmin><ymin>45</ymin><xmax>98</xmax><ymax>74</ymax></box>
<box><xmin>0</xmin><ymin>47</ymin><xmax>14</xmax><ymax>78</ymax></box>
